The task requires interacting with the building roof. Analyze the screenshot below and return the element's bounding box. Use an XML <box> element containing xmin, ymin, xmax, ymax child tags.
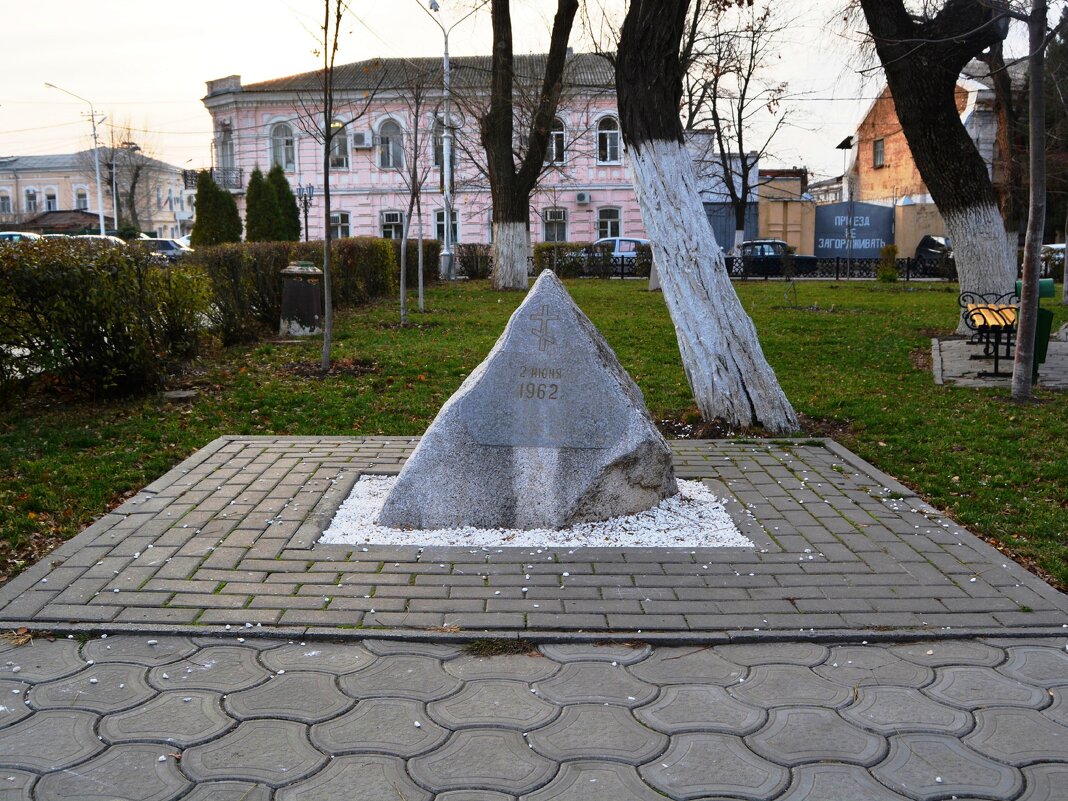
<box><xmin>0</xmin><ymin>150</ymin><xmax>182</xmax><ymax>174</ymax></box>
<box><xmin>232</xmin><ymin>52</ymin><xmax>615</xmax><ymax>95</ymax></box>
<box><xmin>19</xmin><ymin>209</ymin><xmax>105</xmax><ymax>234</ymax></box>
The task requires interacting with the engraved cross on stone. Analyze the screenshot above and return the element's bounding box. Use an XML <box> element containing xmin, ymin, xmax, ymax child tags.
<box><xmin>530</xmin><ymin>304</ymin><xmax>560</xmax><ymax>352</ymax></box>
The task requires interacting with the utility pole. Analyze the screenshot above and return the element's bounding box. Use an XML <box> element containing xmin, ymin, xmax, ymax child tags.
<box><xmin>45</xmin><ymin>82</ymin><xmax>106</xmax><ymax>236</ymax></box>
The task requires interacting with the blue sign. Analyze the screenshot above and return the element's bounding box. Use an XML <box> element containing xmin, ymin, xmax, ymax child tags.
<box><xmin>814</xmin><ymin>202</ymin><xmax>895</xmax><ymax>259</ymax></box>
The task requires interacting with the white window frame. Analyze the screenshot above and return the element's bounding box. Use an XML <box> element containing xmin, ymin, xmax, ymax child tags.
<box><xmin>329</xmin><ymin>210</ymin><xmax>350</xmax><ymax>239</ymax></box>
<box><xmin>271</xmin><ymin>122</ymin><xmax>296</xmax><ymax>171</ymax></box>
<box><xmin>435</xmin><ymin>208</ymin><xmax>459</xmax><ymax>244</ymax></box>
<box><xmin>378</xmin><ymin>119</ymin><xmax>404</xmax><ymax>170</ymax></box>
<box><xmin>44</xmin><ymin>189</ymin><xmax>58</xmax><ymax>212</ymax></box>
<box><xmin>432</xmin><ymin>118</ymin><xmax>445</xmax><ymax>169</ymax></box>
<box><xmin>217</xmin><ymin>127</ymin><xmax>235</xmax><ymax>172</ymax></box>
<box><xmin>74</xmin><ymin>187</ymin><xmax>89</xmax><ymax>210</ymax></box>
<box><xmin>597</xmin><ymin>207</ymin><xmax>621</xmax><ymax>239</ymax></box>
<box><xmin>24</xmin><ymin>188</ymin><xmax>37</xmax><ymax>213</ymax></box>
<box><xmin>597</xmin><ymin>116</ymin><xmax>621</xmax><ymax>164</ymax></box>
<box><xmin>0</xmin><ymin>192</ymin><xmax>11</xmax><ymax>214</ymax></box>
<box><xmin>546</xmin><ymin>118</ymin><xmax>566</xmax><ymax>165</ymax></box>
<box><xmin>873</xmin><ymin>138</ymin><xmax>885</xmax><ymax>169</ymax></box>
<box><xmin>381</xmin><ymin>210</ymin><xmax>404</xmax><ymax>239</ymax></box>
<box><xmin>543</xmin><ymin>207</ymin><xmax>567</xmax><ymax>242</ymax></box>
<box><xmin>329</xmin><ymin>120</ymin><xmax>349</xmax><ymax>169</ymax></box>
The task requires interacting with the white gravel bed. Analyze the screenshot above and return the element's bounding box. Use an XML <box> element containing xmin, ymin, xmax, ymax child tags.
<box><xmin>320</xmin><ymin>475</ymin><xmax>751</xmax><ymax>549</ymax></box>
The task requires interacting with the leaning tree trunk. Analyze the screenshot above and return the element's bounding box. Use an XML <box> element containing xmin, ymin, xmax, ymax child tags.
<box><xmin>859</xmin><ymin>0</ymin><xmax>1014</xmax><ymax>333</ymax></box>
<box><xmin>617</xmin><ymin>0</ymin><xmax>798</xmax><ymax>434</ymax></box>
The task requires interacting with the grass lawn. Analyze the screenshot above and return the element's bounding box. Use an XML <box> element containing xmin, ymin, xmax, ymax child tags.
<box><xmin>2</xmin><ymin>278</ymin><xmax>1066</xmax><ymax>588</ymax></box>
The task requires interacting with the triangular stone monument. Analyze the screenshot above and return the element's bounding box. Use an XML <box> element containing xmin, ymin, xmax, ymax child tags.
<box><xmin>377</xmin><ymin>270</ymin><xmax>677</xmax><ymax>530</ymax></box>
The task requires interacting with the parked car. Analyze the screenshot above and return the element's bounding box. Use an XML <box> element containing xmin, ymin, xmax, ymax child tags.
<box><xmin>915</xmin><ymin>235</ymin><xmax>952</xmax><ymax>262</ymax></box>
<box><xmin>139</xmin><ymin>238</ymin><xmax>194</xmax><ymax>263</ymax></box>
<box><xmin>0</xmin><ymin>231</ymin><xmax>42</xmax><ymax>243</ymax></box>
<box><xmin>727</xmin><ymin>239</ymin><xmax>818</xmax><ymax>276</ymax></box>
<box><xmin>590</xmin><ymin>237</ymin><xmax>650</xmax><ymax>261</ymax></box>
<box><xmin>73</xmin><ymin>234</ymin><xmax>127</xmax><ymax>247</ymax></box>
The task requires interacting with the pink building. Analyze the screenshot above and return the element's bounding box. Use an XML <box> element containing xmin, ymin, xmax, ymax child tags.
<box><xmin>201</xmin><ymin>53</ymin><xmax>754</xmax><ymax>247</ymax></box>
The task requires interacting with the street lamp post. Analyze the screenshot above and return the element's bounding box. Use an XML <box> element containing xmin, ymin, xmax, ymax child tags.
<box><xmin>421</xmin><ymin>0</ymin><xmax>488</xmax><ymax>280</ymax></box>
<box><xmin>296</xmin><ymin>184</ymin><xmax>315</xmax><ymax>242</ymax></box>
<box><xmin>45</xmin><ymin>82</ymin><xmax>106</xmax><ymax>236</ymax></box>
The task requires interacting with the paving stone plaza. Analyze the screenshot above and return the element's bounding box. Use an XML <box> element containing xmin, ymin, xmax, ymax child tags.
<box><xmin>1</xmin><ymin>436</ymin><xmax>1066</xmax><ymax>799</ymax></box>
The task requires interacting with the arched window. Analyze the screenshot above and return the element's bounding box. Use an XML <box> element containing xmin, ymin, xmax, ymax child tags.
<box><xmin>329</xmin><ymin>120</ymin><xmax>349</xmax><ymax>169</ymax></box>
<box><xmin>45</xmin><ymin>191</ymin><xmax>58</xmax><ymax>212</ymax></box>
<box><xmin>271</xmin><ymin>123</ymin><xmax>295</xmax><ymax>171</ymax></box>
<box><xmin>217</xmin><ymin>128</ymin><xmax>235</xmax><ymax>173</ymax></box>
<box><xmin>432</xmin><ymin>119</ymin><xmax>445</xmax><ymax>169</ymax></box>
<box><xmin>378</xmin><ymin>120</ymin><xmax>404</xmax><ymax>169</ymax></box>
<box><xmin>597</xmin><ymin>117</ymin><xmax>621</xmax><ymax>164</ymax></box>
<box><xmin>329</xmin><ymin>210</ymin><xmax>350</xmax><ymax>239</ymax></box>
<box><xmin>24</xmin><ymin>189</ymin><xmax>37</xmax><ymax>213</ymax></box>
<box><xmin>75</xmin><ymin>190</ymin><xmax>88</xmax><ymax>210</ymax></box>
<box><xmin>547</xmin><ymin>118</ymin><xmax>565</xmax><ymax>165</ymax></box>
<box><xmin>0</xmin><ymin>192</ymin><xmax>10</xmax><ymax>214</ymax></box>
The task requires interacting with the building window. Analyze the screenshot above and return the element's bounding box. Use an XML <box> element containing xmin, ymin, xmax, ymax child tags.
<box><xmin>543</xmin><ymin>208</ymin><xmax>567</xmax><ymax>242</ymax></box>
<box><xmin>0</xmin><ymin>193</ymin><xmax>10</xmax><ymax>214</ymax></box>
<box><xmin>217</xmin><ymin>128</ymin><xmax>235</xmax><ymax>172</ymax></box>
<box><xmin>547</xmin><ymin>118</ymin><xmax>565</xmax><ymax>165</ymax></box>
<box><xmin>378</xmin><ymin>120</ymin><xmax>404</xmax><ymax>169</ymax></box>
<box><xmin>381</xmin><ymin>210</ymin><xmax>404</xmax><ymax>239</ymax></box>
<box><xmin>271</xmin><ymin>123</ymin><xmax>296</xmax><ymax>171</ymax></box>
<box><xmin>597</xmin><ymin>117</ymin><xmax>621</xmax><ymax>163</ymax></box>
<box><xmin>432</xmin><ymin>119</ymin><xmax>445</xmax><ymax>168</ymax></box>
<box><xmin>329</xmin><ymin>210</ymin><xmax>350</xmax><ymax>239</ymax></box>
<box><xmin>75</xmin><ymin>189</ymin><xmax>88</xmax><ymax>210</ymax></box>
<box><xmin>873</xmin><ymin>138</ymin><xmax>885</xmax><ymax>169</ymax></box>
<box><xmin>435</xmin><ymin>209</ymin><xmax>458</xmax><ymax>244</ymax></box>
<box><xmin>597</xmin><ymin>207</ymin><xmax>621</xmax><ymax>239</ymax></box>
<box><xmin>24</xmin><ymin>189</ymin><xmax>37</xmax><ymax>213</ymax></box>
<box><xmin>329</xmin><ymin>120</ymin><xmax>349</xmax><ymax>169</ymax></box>
<box><xmin>45</xmin><ymin>192</ymin><xmax>58</xmax><ymax>212</ymax></box>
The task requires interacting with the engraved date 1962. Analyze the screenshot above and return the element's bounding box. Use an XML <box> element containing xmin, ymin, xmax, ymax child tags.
<box><xmin>517</xmin><ymin>382</ymin><xmax>559</xmax><ymax>400</ymax></box>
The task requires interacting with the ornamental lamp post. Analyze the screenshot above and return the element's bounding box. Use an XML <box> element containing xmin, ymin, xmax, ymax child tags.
<box><xmin>45</xmin><ymin>82</ymin><xmax>106</xmax><ymax>236</ymax></box>
<box><xmin>296</xmin><ymin>184</ymin><xmax>315</xmax><ymax>242</ymax></box>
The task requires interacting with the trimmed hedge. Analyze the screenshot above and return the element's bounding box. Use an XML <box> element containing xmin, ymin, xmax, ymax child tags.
<box><xmin>391</xmin><ymin>239</ymin><xmax>443</xmax><ymax>289</ymax></box>
<box><xmin>456</xmin><ymin>243</ymin><xmax>492</xmax><ymax>279</ymax></box>
<box><xmin>0</xmin><ymin>239</ymin><xmax>209</xmax><ymax>396</ymax></box>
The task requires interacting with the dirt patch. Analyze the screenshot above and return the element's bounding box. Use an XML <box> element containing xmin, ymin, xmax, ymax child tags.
<box><xmin>0</xmin><ymin>534</ymin><xmax>65</xmax><ymax>588</ymax></box>
<box><xmin>377</xmin><ymin>321</ymin><xmax>441</xmax><ymax>331</ymax></box>
<box><xmin>657</xmin><ymin>417</ymin><xmax>736</xmax><ymax>439</ymax></box>
<box><xmin>798</xmin><ymin>413</ymin><xmax>852</xmax><ymax>442</ymax></box>
<box><xmin>909</xmin><ymin>347</ymin><xmax>933</xmax><ymax>373</ymax></box>
<box><xmin>284</xmin><ymin>358</ymin><xmax>378</xmax><ymax>378</ymax></box>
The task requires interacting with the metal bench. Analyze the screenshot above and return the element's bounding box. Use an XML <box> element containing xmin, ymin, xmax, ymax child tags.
<box><xmin>958</xmin><ymin>291</ymin><xmax>1018</xmax><ymax>377</ymax></box>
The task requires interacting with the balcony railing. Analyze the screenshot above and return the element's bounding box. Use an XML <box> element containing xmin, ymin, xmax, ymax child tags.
<box><xmin>182</xmin><ymin>168</ymin><xmax>244</xmax><ymax>192</ymax></box>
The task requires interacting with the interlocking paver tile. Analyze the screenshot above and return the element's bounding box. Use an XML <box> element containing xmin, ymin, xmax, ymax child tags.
<box><xmin>225</xmin><ymin>671</ymin><xmax>352</xmax><ymax>723</ymax></box>
<box><xmin>28</xmin><ymin>662</ymin><xmax>154</xmax><ymax>714</ymax></box>
<box><xmin>730</xmin><ymin>664</ymin><xmax>853</xmax><ymax>708</ymax></box>
<box><xmin>714</xmin><ymin>642</ymin><xmax>829</xmax><ymax>666</ymax></box>
<box><xmin>815</xmin><ymin>646</ymin><xmax>934</xmax><ymax>688</ymax></box>
<box><xmin>338</xmin><ymin>655</ymin><xmax>462</xmax><ymax>701</ymax></box>
<box><xmin>538</xmin><ymin>644</ymin><xmax>651</xmax><ymax>664</ymax></box>
<box><xmin>33</xmin><ymin>744</ymin><xmax>189</xmax><ymax>801</ymax></box>
<box><xmin>362</xmin><ymin>640</ymin><xmax>463</xmax><ymax>659</ymax></box>
<box><xmin>276</xmin><ymin>754</ymin><xmax>431</xmax><ymax>801</ymax></box>
<box><xmin>0</xmin><ymin>680</ymin><xmax>31</xmax><ymax>728</ymax></box>
<box><xmin>925</xmin><ymin>666</ymin><xmax>1051</xmax><ymax>710</ymax></box>
<box><xmin>776</xmin><ymin>763</ymin><xmax>911</xmax><ymax>801</ymax></box>
<box><xmin>891</xmin><ymin>640</ymin><xmax>1005</xmax><ymax>667</ymax></box>
<box><xmin>635</xmin><ymin>684</ymin><xmax>766</xmax><ymax>735</ymax></box>
<box><xmin>99</xmin><ymin>690</ymin><xmax>234</xmax><ymax>746</ymax></box>
<box><xmin>872</xmin><ymin>733</ymin><xmax>1023</xmax><ymax>801</ymax></box>
<box><xmin>428</xmin><ymin>680</ymin><xmax>557</xmax><ymax>731</ymax></box>
<box><xmin>182</xmin><ymin>719</ymin><xmax>327</xmax><ymax>786</ymax></box>
<box><xmin>148</xmin><ymin>646</ymin><xmax>270</xmax><ymax>692</ymax></box>
<box><xmin>527</xmin><ymin>704</ymin><xmax>667</xmax><ymax>764</ymax></box>
<box><xmin>259</xmin><ymin>641</ymin><xmax>377</xmax><ymax>674</ymax></box>
<box><xmin>841</xmin><ymin>685</ymin><xmax>973</xmax><ymax>736</ymax></box>
<box><xmin>629</xmin><ymin>647</ymin><xmax>745</xmax><ymax>685</ymax></box>
<box><xmin>310</xmin><ymin>697</ymin><xmax>449</xmax><ymax>756</ymax></box>
<box><xmin>81</xmin><ymin>635</ymin><xmax>197</xmax><ymax>666</ymax></box>
<box><xmin>638</xmin><ymin>732</ymin><xmax>790</xmax><ymax>801</ymax></box>
<box><xmin>964</xmin><ymin>707</ymin><xmax>1068</xmax><ymax>765</ymax></box>
<box><xmin>409</xmin><ymin>729</ymin><xmax>556</xmax><ymax>795</ymax></box>
<box><xmin>0</xmin><ymin>709</ymin><xmax>103</xmax><ymax>771</ymax></box>
<box><xmin>445</xmin><ymin>654</ymin><xmax>559</xmax><ymax>682</ymax></box>
<box><xmin>0</xmin><ymin>640</ymin><xmax>86</xmax><ymax>682</ymax></box>
<box><xmin>0</xmin><ymin>769</ymin><xmax>35</xmax><ymax>800</ymax></box>
<box><xmin>746</xmin><ymin>706</ymin><xmax>887</xmax><ymax>767</ymax></box>
<box><xmin>1020</xmin><ymin>763</ymin><xmax>1068</xmax><ymax>801</ymax></box>
<box><xmin>998</xmin><ymin>646</ymin><xmax>1068</xmax><ymax>687</ymax></box>
<box><xmin>180</xmin><ymin>781</ymin><xmax>271</xmax><ymax>801</ymax></box>
<box><xmin>521</xmin><ymin>760</ymin><xmax>665</xmax><ymax>801</ymax></box>
<box><xmin>534</xmin><ymin>662</ymin><xmax>656</xmax><ymax>707</ymax></box>
<box><xmin>437</xmin><ymin>793</ymin><xmax>514</xmax><ymax>801</ymax></box>
<box><xmin>1043</xmin><ymin>687</ymin><xmax>1068</xmax><ymax>726</ymax></box>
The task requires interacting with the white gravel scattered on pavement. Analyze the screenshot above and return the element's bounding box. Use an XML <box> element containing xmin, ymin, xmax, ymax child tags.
<box><xmin>320</xmin><ymin>476</ymin><xmax>751</xmax><ymax>548</ymax></box>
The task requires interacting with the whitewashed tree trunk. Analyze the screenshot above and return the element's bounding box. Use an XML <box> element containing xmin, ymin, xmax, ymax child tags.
<box><xmin>731</xmin><ymin>228</ymin><xmax>745</xmax><ymax>256</ymax></box>
<box><xmin>629</xmin><ymin>140</ymin><xmax>799</xmax><ymax>433</ymax></box>
<box><xmin>491</xmin><ymin>221</ymin><xmax>530</xmax><ymax>290</ymax></box>
<box><xmin>944</xmin><ymin>204</ymin><xmax>1016</xmax><ymax>334</ymax></box>
<box><xmin>648</xmin><ymin>259</ymin><xmax>661</xmax><ymax>291</ymax></box>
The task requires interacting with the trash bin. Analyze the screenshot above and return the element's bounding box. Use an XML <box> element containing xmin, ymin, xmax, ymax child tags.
<box><xmin>1034</xmin><ymin>308</ymin><xmax>1054</xmax><ymax>371</ymax></box>
<box><xmin>279</xmin><ymin>261</ymin><xmax>323</xmax><ymax>336</ymax></box>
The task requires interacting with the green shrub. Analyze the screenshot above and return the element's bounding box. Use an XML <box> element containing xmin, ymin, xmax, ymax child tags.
<box><xmin>456</xmin><ymin>243</ymin><xmax>492</xmax><ymax>279</ymax></box>
<box><xmin>245</xmin><ymin>168</ymin><xmax>283</xmax><ymax>243</ymax></box>
<box><xmin>533</xmin><ymin>242</ymin><xmax>591</xmax><ymax>278</ymax></box>
<box><xmin>267</xmin><ymin>165</ymin><xmax>302</xmax><ymax>242</ymax></box>
<box><xmin>877</xmin><ymin>244</ymin><xmax>899</xmax><ymax>283</ymax></box>
<box><xmin>335</xmin><ymin>237</ymin><xmax>396</xmax><ymax>305</ymax></box>
<box><xmin>391</xmin><ymin>239</ymin><xmax>442</xmax><ymax>289</ymax></box>
<box><xmin>190</xmin><ymin>171</ymin><xmax>242</xmax><ymax>246</ymax></box>
<box><xmin>635</xmin><ymin>243</ymin><xmax>653</xmax><ymax>278</ymax></box>
<box><xmin>0</xmin><ymin>239</ymin><xmax>209</xmax><ymax>395</ymax></box>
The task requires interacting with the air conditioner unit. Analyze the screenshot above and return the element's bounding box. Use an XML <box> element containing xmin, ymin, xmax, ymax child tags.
<box><xmin>351</xmin><ymin>131</ymin><xmax>374</xmax><ymax>149</ymax></box>
<box><xmin>382</xmin><ymin>211</ymin><xmax>403</xmax><ymax>225</ymax></box>
<box><xmin>545</xmin><ymin>208</ymin><xmax>566</xmax><ymax>222</ymax></box>
<box><xmin>576</xmin><ymin>191</ymin><xmax>591</xmax><ymax>205</ymax></box>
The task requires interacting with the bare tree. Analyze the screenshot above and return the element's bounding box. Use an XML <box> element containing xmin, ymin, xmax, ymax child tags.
<box><xmin>82</xmin><ymin>122</ymin><xmax>170</xmax><ymax>233</ymax></box>
<box><xmin>480</xmin><ymin>0</ymin><xmax>579</xmax><ymax>290</ymax></box>
<box><xmin>616</xmin><ymin>0</ymin><xmax>799</xmax><ymax>433</ymax></box>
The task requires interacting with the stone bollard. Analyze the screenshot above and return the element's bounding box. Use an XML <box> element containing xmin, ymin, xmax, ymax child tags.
<box><xmin>279</xmin><ymin>261</ymin><xmax>323</xmax><ymax>336</ymax></box>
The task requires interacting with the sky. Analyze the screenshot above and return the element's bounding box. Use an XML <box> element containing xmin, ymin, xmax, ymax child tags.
<box><xmin>1</xmin><ymin>1</ymin><xmax>901</xmax><ymax>181</ymax></box>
